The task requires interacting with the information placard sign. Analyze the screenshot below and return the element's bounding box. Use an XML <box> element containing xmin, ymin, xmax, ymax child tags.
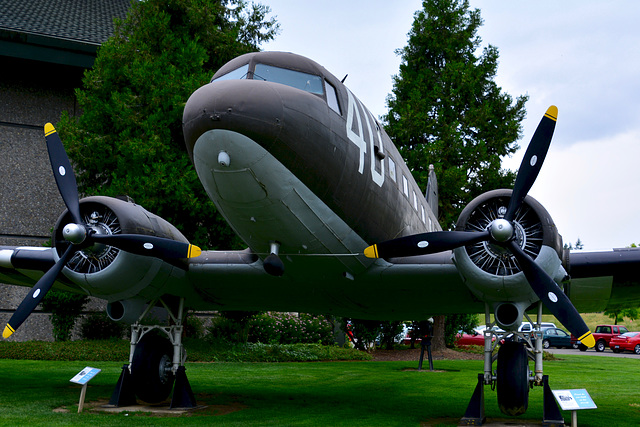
<box><xmin>70</xmin><ymin>367</ymin><xmax>101</xmax><ymax>385</ymax></box>
<box><xmin>552</xmin><ymin>389</ymin><xmax>597</xmax><ymax>411</ymax></box>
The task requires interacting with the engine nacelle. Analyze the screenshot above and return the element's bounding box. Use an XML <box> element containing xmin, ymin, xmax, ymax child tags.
<box><xmin>52</xmin><ymin>196</ymin><xmax>190</xmax><ymax>302</ymax></box>
<box><xmin>452</xmin><ymin>189</ymin><xmax>566</xmax><ymax>327</ymax></box>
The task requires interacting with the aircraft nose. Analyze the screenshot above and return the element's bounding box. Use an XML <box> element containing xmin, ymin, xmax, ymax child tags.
<box><xmin>182</xmin><ymin>79</ymin><xmax>284</xmax><ymax>159</ymax></box>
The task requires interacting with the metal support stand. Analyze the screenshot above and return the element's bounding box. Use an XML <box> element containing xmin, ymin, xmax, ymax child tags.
<box><xmin>170</xmin><ymin>365</ymin><xmax>197</xmax><ymax>409</ymax></box>
<box><xmin>108</xmin><ymin>364</ymin><xmax>137</xmax><ymax>407</ymax></box>
<box><xmin>459</xmin><ymin>374</ymin><xmax>486</xmax><ymax>426</ymax></box>
<box><xmin>417</xmin><ymin>336</ymin><xmax>433</xmax><ymax>371</ymax></box>
<box><xmin>542</xmin><ymin>375</ymin><xmax>565</xmax><ymax>426</ymax></box>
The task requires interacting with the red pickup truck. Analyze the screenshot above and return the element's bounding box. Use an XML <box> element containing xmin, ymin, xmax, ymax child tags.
<box><xmin>573</xmin><ymin>324</ymin><xmax>629</xmax><ymax>352</ymax></box>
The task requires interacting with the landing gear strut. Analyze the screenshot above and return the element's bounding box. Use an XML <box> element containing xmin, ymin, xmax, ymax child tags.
<box><xmin>460</xmin><ymin>303</ymin><xmax>564</xmax><ymax>426</ymax></box>
<box><xmin>109</xmin><ymin>297</ymin><xmax>196</xmax><ymax>409</ymax></box>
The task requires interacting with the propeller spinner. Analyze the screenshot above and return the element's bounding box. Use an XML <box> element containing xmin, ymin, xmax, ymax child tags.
<box><xmin>364</xmin><ymin>106</ymin><xmax>595</xmax><ymax>348</ymax></box>
<box><xmin>2</xmin><ymin>124</ymin><xmax>201</xmax><ymax>339</ymax></box>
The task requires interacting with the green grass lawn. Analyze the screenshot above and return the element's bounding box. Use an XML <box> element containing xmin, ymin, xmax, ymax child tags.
<box><xmin>0</xmin><ymin>355</ymin><xmax>639</xmax><ymax>426</ymax></box>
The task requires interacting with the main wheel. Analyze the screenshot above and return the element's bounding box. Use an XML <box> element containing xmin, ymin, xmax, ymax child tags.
<box><xmin>497</xmin><ymin>341</ymin><xmax>530</xmax><ymax>416</ymax></box>
<box><xmin>595</xmin><ymin>340</ymin><xmax>606</xmax><ymax>352</ymax></box>
<box><xmin>131</xmin><ymin>332</ymin><xmax>175</xmax><ymax>403</ymax></box>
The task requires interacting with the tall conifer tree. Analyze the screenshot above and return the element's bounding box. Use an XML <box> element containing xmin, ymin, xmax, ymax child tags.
<box><xmin>384</xmin><ymin>0</ymin><xmax>527</xmax><ymax>230</ymax></box>
<box><xmin>384</xmin><ymin>0</ymin><xmax>528</xmax><ymax>349</ymax></box>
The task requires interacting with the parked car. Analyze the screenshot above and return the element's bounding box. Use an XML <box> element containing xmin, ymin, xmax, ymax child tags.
<box><xmin>531</xmin><ymin>327</ymin><xmax>572</xmax><ymax>349</ymax></box>
<box><xmin>455</xmin><ymin>326</ymin><xmax>503</xmax><ymax>346</ymax></box>
<box><xmin>573</xmin><ymin>324</ymin><xmax>629</xmax><ymax>352</ymax></box>
<box><xmin>518</xmin><ymin>322</ymin><xmax>556</xmax><ymax>333</ymax></box>
<box><xmin>609</xmin><ymin>332</ymin><xmax>640</xmax><ymax>354</ymax></box>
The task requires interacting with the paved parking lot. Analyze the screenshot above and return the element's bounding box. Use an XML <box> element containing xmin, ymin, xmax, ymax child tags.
<box><xmin>547</xmin><ymin>347</ymin><xmax>640</xmax><ymax>359</ymax></box>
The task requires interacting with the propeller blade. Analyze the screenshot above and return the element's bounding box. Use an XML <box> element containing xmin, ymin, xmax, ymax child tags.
<box><xmin>91</xmin><ymin>234</ymin><xmax>201</xmax><ymax>260</ymax></box>
<box><xmin>44</xmin><ymin>123</ymin><xmax>82</xmax><ymax>224</ymax></box>
<box><xmin>504</xmin><ymin>106</ymin><xmax>557</xmax><ymax>222</ymax></box>
<box><xmin>3</xmin><ymin>245</ymin><xmax>75</xmax><ymax>339</ymax></box>
<box><xmin>506</xmin><ymin>240</ymin><xmax>595</xmax><ymax>348</ymax></box>
<box><xmin>364</xmin><ymin>230</ymin><xmax>490</xmax><ymax>259</ymax></box>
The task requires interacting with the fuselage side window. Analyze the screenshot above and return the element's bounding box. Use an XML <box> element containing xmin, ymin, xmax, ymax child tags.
<box><xmin>413</xmin><ymin>191</ymin><xmax>418</xmax><ymax>211</ymax></box>
<box><xmin>325</xmin><ymin>81</ymin><xmax>341</xmax><ymax>114</ymax></box>
<box><xmin>388</xmin><ymin>157</ymin><xmax>397</xmax><ymax>182</ymax></box>
<box><xmin>212</xmin><ymin>64</ymin><xmax>249</xmax><ymax>82</ymax></box>
<box><xmin>402</xmin><ymin>175</ymin><xmax>409</xmax><ymax>197</ymax></box>
<box><xmin>421</xmin><ymin>205</ymin><xmax>426</xmax><ymax>224</ymax></box>
<box><xmin>254</xmin><ymin>64</ymin><xmax>324</xmax><ymax>95</ymax></box>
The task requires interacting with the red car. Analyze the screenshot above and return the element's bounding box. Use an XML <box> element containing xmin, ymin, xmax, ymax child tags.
<box><xmin>455</xmin><ymin>330</ymin><xmax>498</xmax><ymax>346</ymax></box>
<box><xmin>609</xmin><ymin>332</ymin><xmax>640</xmax><ymax>354</ymax></box>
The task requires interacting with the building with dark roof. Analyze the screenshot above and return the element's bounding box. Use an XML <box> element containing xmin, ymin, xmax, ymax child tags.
<box><xmin>0</xmin><ymin>0</ymin><xmax>131</xmax><ymax>341</ymax></box>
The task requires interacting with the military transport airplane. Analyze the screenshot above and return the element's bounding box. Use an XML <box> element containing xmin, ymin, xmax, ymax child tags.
<box><xmin>2</xmin><ymin>51</ymin><xmax>640</xmax><ymax>421</ymax></box>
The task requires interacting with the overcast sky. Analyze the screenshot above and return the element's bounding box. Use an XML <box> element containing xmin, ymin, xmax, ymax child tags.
<box><xmin>262</xmin><ymin>1</ymin><xmax>640</xmax><ymax>251</ymax></box>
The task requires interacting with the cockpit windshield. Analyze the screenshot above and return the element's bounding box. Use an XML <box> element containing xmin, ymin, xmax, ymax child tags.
<box><xmin>213</xmin><ymin>64</ymin><xmax>250</xmax><ymax>81</ymax></box>
<box><xmin>253</xmin><ymin>64</ymin><xmax>324</xmax><ymax>95</ymax></box>
<box><xmin>212</xmin><ymin>62</ymin><xmax>324</xmax><ymax>97</ymax></box>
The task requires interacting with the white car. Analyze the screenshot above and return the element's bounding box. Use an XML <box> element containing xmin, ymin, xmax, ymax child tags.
<box><xmin>518</xmin><ymin>322</ymin><xmax>556</xmax><ymax>333</ymax></box>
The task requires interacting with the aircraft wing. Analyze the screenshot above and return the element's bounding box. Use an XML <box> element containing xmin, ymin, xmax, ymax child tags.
<box><xmin>567</xmin><ymin>247</ymin><xmax>640</xmax><ymax>312</ymax></box>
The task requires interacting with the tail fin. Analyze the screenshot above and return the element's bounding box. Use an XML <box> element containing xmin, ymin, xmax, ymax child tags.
<box><xmin>425</xmin><ymin>164</ymin><xmax>438</xmax><ymax>219</ymax></box>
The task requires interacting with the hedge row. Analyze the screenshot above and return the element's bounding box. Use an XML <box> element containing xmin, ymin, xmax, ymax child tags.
<box><xmin>0</xmin><ymin>339</ymin><xmax>371</xmax><ymax>363</ymax></box>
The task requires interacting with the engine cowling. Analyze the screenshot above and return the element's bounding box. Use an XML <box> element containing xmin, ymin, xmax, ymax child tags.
<box><xmin>52</xmin><ymin>196</ymin><xmax>189</xmax><ymax>302</ymax></box>
<box><xmin>452</xmin><ymin>189</ymin><xmax>566</xmax><ymax>329</ymax></box>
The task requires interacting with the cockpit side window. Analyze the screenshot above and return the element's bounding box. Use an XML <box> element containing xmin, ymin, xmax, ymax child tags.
<box><xmin>212</xmin><ymin>64</ymin><xmax>249</xmax><ymax>82</ymax></box>
<box><xmin>325</xmin><ymin>80</ymin><xmax>341</xmax><ymax>114</ymax></box>
<box><xmin>254</xmin><ymin>64</ymin><xmax>324</xmax><ymax>95</ymax></box>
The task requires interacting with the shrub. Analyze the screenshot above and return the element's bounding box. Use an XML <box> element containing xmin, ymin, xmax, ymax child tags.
<box><xmin>79</xmin><ymin>312</ymin><xmax>128</xmax><ymax>340</ymax></box>
<box><xmin>41</xmin><ymin>290</ymin><xmax>89</xmax><ymax>341</ymax></box>
<box><xmin>184</xmin><ymin>315</ymin><xmax>205</xmax><ymax>340</ymax></box>
<box><xmin>248</xmin><ymin>313</ymin><xmax>334</xmax><ymax>345</ymax></box>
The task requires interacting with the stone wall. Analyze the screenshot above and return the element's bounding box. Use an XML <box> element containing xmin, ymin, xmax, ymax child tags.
<box><xmin>0</xmin><ymin>57</ymin><xmax>104</xmax><ymax>342</ymax></box>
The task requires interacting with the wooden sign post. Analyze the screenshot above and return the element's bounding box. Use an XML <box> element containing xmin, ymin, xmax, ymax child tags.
<box><xmin>70</xmin><ymin>367</ymin><xmax>101</xmax><ymax>413</ymax></box>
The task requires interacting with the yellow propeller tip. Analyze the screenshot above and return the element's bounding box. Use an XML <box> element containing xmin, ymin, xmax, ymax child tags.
<box><xmin>579</xmin><ymin>331</ymin><xmax>595</xmax><ymax>348</ymax></box>
<box><xmin>188</xmin><ymin>245</ymin><xmax>202</xmax><ymax>258</ymax></box>
<box><xmin>3</xmin><ymin>325</ymin><xmax>15</xmax><ymax>339</ymax></box>
<box><xmin>544</xmin><ymin>106</ymin><xmax>558</xmax><ymax>121</ymax></box>
<box><xmin>363</xmin><ymin>244</ymin><xmax>378</xmax><ymax>259</ymax></box>
<box><xmin>44</xmin><ymin>122</ymin><xmax>56</xmax><ymax>136</ymax></box>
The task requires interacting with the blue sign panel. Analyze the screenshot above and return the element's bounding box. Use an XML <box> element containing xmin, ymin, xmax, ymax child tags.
<box><xmin>70</xmin><ymin>367</ymin><xmax>101</xmax><ymax>385</ymax></box>
<box><xmin>552</xmin><ymin>389</ymin><xmax>597</xmax><ymax>410</ymax></box>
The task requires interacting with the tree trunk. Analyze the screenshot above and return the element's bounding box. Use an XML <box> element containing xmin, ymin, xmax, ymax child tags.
<box><xmin>431</xmin><ymin>315</ymin><xmax>446</xmax><ymax>351</ymax></box>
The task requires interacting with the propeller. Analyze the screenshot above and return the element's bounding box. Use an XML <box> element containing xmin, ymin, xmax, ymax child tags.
<box><xmin>363</xmin><ymin>106</ymin><xmax>596</xmax><ymax>348</ymax></box>
<box><xmin>2</xmin><ymin>124</ymin><xmax>201</xmax><ymax>339</ymax></box>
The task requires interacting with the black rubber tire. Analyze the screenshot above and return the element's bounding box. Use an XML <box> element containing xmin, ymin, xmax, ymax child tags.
<box><xmin>572</xmin><ymin>342</ymin><xmax>579</xmax><ymax>349</ymax></box>
<box><xmin>578</xmin><ymin>343</ymin><xmax>588</xmax><ymax>351</ymax></box>
<box><xmin>131</xmin><ymin>332</ymin><xmax>175</xmax><ymax>403</ymax></box>
<box><xmin>497</xmin><ymin>341</ymin><xmax>529</xmax><ymax>416</ymax></box>
<box><xmin>595</xmin><ymin>340</ymin><xmax>606</xmax><ymax>352</ymax></box>
<box><xmin>542</xmin><ymin>339</ymin><xmax>550</xmax><ymax>349</ymax></box>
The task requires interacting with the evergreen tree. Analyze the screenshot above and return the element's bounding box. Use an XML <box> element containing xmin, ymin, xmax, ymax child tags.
<box><xmin>384</xmin><ymin>0</ymin><xmax>527</xmax><ymax>230</ymax></box>
<box><xmin>58</xmin><ymin>0</ymin><xmax>279</xmax><ymax>249</ymax></box>
<box><xmin>384</xmin><ymin>0</ymin><xmax>527</xmax><ymax>349</ymax></box>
